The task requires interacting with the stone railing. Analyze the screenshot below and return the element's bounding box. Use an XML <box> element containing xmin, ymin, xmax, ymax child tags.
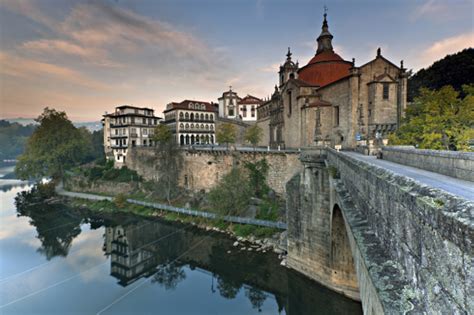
<box><xmin>382</xmin><ymin>146</ymin><xmax>474</xmax><ymax>181</ymax></box>
<box><xmin>327</xmin><ymin>148</ymin><xmax>473</xmax><ymax>313</ymax></box>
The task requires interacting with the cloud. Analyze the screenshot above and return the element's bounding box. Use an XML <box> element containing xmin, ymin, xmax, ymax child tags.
<box><xmin>414</xmin><ymin>32</ymin><xmax>474</xmax><ymax>70</ymax></box>
<box><xmin>0</xmin><ymin>51</ymin><xmax>111</xmax><ymax>90</ymax></box>
<box><xmin>410</xmin><ymin>0</ymin><xmax>471</xmax><ymax>22</ymax></box>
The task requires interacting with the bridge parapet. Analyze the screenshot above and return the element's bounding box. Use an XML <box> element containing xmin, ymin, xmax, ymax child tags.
<box><xmin>381</xmin><ymin>145</ymin><xmax>474</xmax><ymax>181</ymax></box>
<box><xmin>327</xmin><ymin>148</ymin><xmax>473</xmax><ymax>314</ymax></box>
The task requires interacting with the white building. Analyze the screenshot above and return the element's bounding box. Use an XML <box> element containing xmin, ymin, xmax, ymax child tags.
<box><xmin>237</xmin><ymin>95</ymin><xmax>262</xmax><ymax>122</ymax></box>
<box><xmin>218</xmin><ymin>87</ymin><xmax>262</xmax><ymax>121</ymax></box>
<box><xmin>162</xmin><ymin>100</ymin><xmax>217</xmax><ymax>146</ymax></box>
<box><xmin>103</xmin><ymin>105</ymin><xmax>161</xmax><ymax>165</ymax></box>
<box><xmin>218</xmin><ymin>87</ymin><xmax>241</xmax><ymax>119</ymax></box>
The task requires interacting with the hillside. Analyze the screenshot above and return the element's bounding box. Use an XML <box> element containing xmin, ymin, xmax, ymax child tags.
<box><xmin>408</xmin><ymin>48</ymin><xmax>474</xmax><ymax>101</ymax></box>
<box><xmin>0</xmin><ymin>120</ymin><xmax>36</xmax><ymax>161</ymax></box>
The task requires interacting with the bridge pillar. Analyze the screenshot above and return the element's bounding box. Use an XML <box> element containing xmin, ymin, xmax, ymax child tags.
<box><xmin>286</xmin><ymin>151</ymin><xmax>359</xmax><ymax>300</ymax></box>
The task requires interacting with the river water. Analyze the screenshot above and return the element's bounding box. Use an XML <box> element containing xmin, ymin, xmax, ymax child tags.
<box><xmin>0</xmin><ymin>169</ymin><xmax>362</xmax><ymax>315</ymax></box>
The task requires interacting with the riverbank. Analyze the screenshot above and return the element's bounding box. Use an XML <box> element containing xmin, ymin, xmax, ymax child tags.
<box><xmin>57</xmin><ymin>185</ymin><xmax>289</xmax><ymax>261</ymax></box>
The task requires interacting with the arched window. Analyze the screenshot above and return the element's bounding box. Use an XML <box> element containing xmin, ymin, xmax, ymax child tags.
<box><xmin>205</xmin><ymin>124</ymin><xmax>209</xmax><ymax>130</ymax></box>
<box><xmin>200</xmin><ymin>113</ymin><xmax>204</xmax><ymax>120</ymax></box>
<box><xmin>179</xmin><ymin>112</ymin><xmax>184</xmax><ymax>119</ymax></box>
<box><xmin>180</xmin><ymin>123</ymin><xmax>184</xmax><ymax>129</ymax></box>
<box><xmin>185</xmin><ymin>112</ymin><xmax>189</xmax><ymax>120</ymax></box>
<box><xmin>205</xmin><ymin>135</ymin><xmax>210</xmax><ymax>144</ymax></box>
<box><xmin>180</xmin><ymin>135</ymin><xmax>184</xmax><ymax>145</ymax></box>
<box><xmin>205</xmin><ymin>114</ymin><xmax>209</xmax><ymax>121</ymax></box>
<box><xmin>191</xmin><ymin>135</ymin><xmax>195</xmax><ymax>144</ymax></box>
<box><xmin>211</xmin><ymin>114</ymin><xmax>214</xmax><ymax>121</ymax></box>
<box><xmin>185</xmin><ymin>123</ymin><xmax>189</xmax><ymax>129</ymax></box>
<box><xmin>185</xmin><ymin>135</ymin><xmax>190</xmax><ymax>145</ymax></box>
<box><xmin>201</xmin><ymin>124</ymin><xmax>204</xmax><ymax>129</ymax></box>
<box><xmin>196</xmin><ymin>124</ymin><xmax>199</xmax><ymax>130</ymax></box>
<box><xmin>210</xmin><ymin>135</ymin><xmax>214</xmax><ymax>144</ymax></box>
<box><xmin>191</xmin><ymin>123</ymin><xmax>194</xmax><ymax>129</ymax></box>
<box><xmin>201</xmin><ymin>135</ymin><xmax>205</xmax><ymax>143</ymax></box>
<box><xmin>210</xmin><ymin>125</ymin><xmax>214</xmax><ymax>130</ymax></box>
<box><xmin>190</xmin><ymin>113</ymin><xmax>194</xmax><ymax>121</ymax></box>
<box><xmin>189</xmin><ymin>102</ymin><xmax>194</xmax><ymax>109</ymax></box>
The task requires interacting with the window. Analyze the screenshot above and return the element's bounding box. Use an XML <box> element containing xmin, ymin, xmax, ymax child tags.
<box><xmin>179</xmin><ymin>112</ymin><xmax>184</xmax><ymax>119</ymax></box>
<box><xmin>205</xmin><ymin>114</ymin><xmax>209</xmax><ymax>121</ymax></box>
<box><xmin>143</xmin><ymin>139</ymin><xmax>147</xmax><ymax>146</ymax></box>
<box><xmin>383</xmin><ymin>83</ymin><xmax>389</xmax><ymax>100</ymax></box>
<box><xmin>210</xmin><ymin>114</ymin><xmax>214</xmax><ymax>121</ymax></box>
<box><xmin>143</xmin><ymin>128</ymin><xmax>148</xmax><ymax>135</ymax></box>
<box><xmin>131</xmin><ymin>117</ymin><xmax>135</xmax><ymax>124</ymax></box>
<box><xmin>334</xmin><ymin>106</ymin><xmax>340</xmax><ymax>126</ymax></box>
<box><xmin>115</xmin><ymin>129</ymin><xmax>118</xmax><ymax>135</ymax></box>
<box><xmin>180</xmin><ymin>123</ymin><xmax>184</xmax><ymax>129</ymax></box>
<box><xmin>288</xmin><ymin>91</ymin><xmax>292</xmax><ymax>116</ymax></box>
<box><xmin>142</xmin><ymin>118</ymin><xmax>146</xmax><ymax>124</ymax></box>
<box><xmin>229</xmin><ymin>106</ymin><xmax>234</xmax><ymax>116</ymax></box>
<box><xmin>154</xmin><ymin>119</ymin><xmax>158</xmax><ymax>125</ymax></box>
<box><xmin>251</xmin><ymin>106</ymin><xmax>255</xmax><ymax>117</ymax></box>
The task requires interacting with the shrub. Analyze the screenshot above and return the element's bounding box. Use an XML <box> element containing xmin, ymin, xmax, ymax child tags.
<box><xmin>113</xmin><ymin>193</ymin><xmax>128</xmax><ymax>208</ymax></box>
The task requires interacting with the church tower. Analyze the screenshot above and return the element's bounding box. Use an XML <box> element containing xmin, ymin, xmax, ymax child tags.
<box><xmin>279</xmin><ymin>47</ymin><xmax>299</xmax><ymax>87</ymax></box>
<box><xmin>316</xmin><ymin>12</ymin><xmax>333</xmax><ymax>53</ymax></box>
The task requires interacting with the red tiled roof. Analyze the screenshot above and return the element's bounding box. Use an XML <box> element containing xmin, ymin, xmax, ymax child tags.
<box><xmin>298</xmin><ymin>50</ymin><xmax>352</xmax><ymax>87</ymax></box>
<box><xmin>238</xmin><ymin>95</ymin><xmax>262</xmax><ymax>105</ymax></box>
<box><xmin>164</xmin><ymin>100</ymin><xmax>217</xmax><ymax>113</ymax></box>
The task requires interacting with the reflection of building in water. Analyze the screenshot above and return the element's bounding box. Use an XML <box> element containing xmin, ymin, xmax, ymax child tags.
<box><xmin>105</xmin><ymin>226</ymin><xmax>159</xmax><ymax>286</ymax></box>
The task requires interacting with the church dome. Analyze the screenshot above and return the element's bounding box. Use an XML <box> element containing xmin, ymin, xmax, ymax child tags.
<box><xmin>297</xmin><ymin>14</ymin><xmax>352</xmax><ymax>87</ymax></box>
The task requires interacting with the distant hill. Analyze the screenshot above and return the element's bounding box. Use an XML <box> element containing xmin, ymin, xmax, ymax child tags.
<box><xmin>408</xmin><ymin>48</ymin><xmax>474</xmax><ymax>101</ymax></box>
<box><xmin>5</xmin><ymin>118</ymin><xmax>102</xmax><ymax>132</ymax></box>
<box><xmin>0</xmin><ymin>120</ymin><xmax>36</xmax><ymax>161</ymax></box>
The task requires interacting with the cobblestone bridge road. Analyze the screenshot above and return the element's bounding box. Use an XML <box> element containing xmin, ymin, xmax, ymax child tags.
<box><xmin>342</xmin><ymin>151</ymin><xmax>474</xmax><ymax>202</ymax></box>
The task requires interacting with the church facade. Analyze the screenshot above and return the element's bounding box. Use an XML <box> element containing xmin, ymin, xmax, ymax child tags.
<box><xmin>257</xmin><ymin>13</ymin><xmax>409</xmax><ymax>149</ymax></box>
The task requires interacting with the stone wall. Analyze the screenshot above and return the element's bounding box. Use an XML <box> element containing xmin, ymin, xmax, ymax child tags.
<box><xmin>127</xmin><ymin>147</ymin><xmax>301</xmax><ymax>195</ymax></box>
<box><xmin>382</xmin><ymin>145</ymin><xmax>474</xmax><ymax>181</ymax></box>
<box><xmin>327</xmin><ymin>148</ymin><xmax>473</xmax><ymax>314</ymax></box>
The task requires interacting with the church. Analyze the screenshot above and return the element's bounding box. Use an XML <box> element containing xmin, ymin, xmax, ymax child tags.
<box><xmin>257</xmin><ymin>13</ymin><xmax>409</xmax><ymax>149</ymax></box>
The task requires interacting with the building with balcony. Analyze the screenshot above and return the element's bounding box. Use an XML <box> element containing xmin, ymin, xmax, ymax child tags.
<box><xmin>162</xmin><ymin>100</ymin><xmax>218</xmax><ymax>146</ymax></box>
<box><xmin>103</xmin><ymin>105</ymin><xmax>161</xmax><ymax>165</ymax></box>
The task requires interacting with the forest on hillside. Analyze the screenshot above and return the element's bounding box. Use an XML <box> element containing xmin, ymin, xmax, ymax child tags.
<box><xmin>0</xmin><ymin>120</ymin><xmax>36</xmax><ymax>161</ymax></box>
<box><xmin>408</xmin><ymin>48</ymin><xmax>474</xmax><ymax>101</ymax></box>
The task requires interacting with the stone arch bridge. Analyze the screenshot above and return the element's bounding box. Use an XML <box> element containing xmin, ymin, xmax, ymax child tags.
<box><xmin>286</xmin><ymin>148</ymin><xmax>473</xmax><ymax>314</ymax></box>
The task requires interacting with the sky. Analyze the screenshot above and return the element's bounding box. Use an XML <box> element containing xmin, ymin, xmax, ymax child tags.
<box><xmin>0</xmin><ymin>0</ymin><xmax>473</xmax><ymax>122</ymax></box>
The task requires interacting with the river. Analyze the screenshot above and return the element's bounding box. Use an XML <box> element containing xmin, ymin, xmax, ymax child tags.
<box><xmin>0</xmin><ymin>169</ymin><xmax>362</xmax><ymax>315</ymax></box>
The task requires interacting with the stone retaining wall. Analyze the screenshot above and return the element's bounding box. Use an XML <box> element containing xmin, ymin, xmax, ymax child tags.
<box><xmin>127</xmin><ymin>148</ymin><xmax>302</xmax><ymax>195</ymax></box>
<box><xmin>327</xmin><ymin>148</ymin><xmax>473</xmax><ymax>314</ymax></box>
<box><xmin>382</xmin><ymin>146</ymin><xmax>474</xmax><ymax>181</ymax></box>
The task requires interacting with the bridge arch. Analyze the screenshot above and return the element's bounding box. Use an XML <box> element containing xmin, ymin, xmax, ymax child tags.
<box><xmin>330</xmin><ymin>204</ymin><xmax>358</xmax><ymax>292</ymax></box>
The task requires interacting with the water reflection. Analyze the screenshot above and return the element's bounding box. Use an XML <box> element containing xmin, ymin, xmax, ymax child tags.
<box><xmin>8</xmin><ymin>187</ymin><xmax>362</xmax><ymax>314</ymax></box>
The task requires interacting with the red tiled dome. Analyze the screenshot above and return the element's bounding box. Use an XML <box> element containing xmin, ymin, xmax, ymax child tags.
<box><xmin>298</xmin><ymin>50</ymin><xmax>352</xmax><ymax>87</ymax></box>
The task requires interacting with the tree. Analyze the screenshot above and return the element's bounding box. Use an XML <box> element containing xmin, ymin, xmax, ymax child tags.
<box><xmin>15</xmin><ymin>108</ymin><xmax>91</xmax><ymax>180</ymax></box>
<box><xmin>208</xmin><ymin>168</ymin><xmax>251</xmax><ymax>216</ymax></box>
<box><xmin>244</xmin><ymin>125</ymin><xmax>263</xmax><ymax>150</ymax></box>
<box><xmin>151</xmin><ymin>124</ymin><xmax>182</xmax><ymax>204</ymax></box>
<box><xmin>216</xmin><ymin>123</ymin><xmax>236</xmax><ymax>148</ymax></box>
<box><xmin>389</xmin><ymin>85</ymin><xmax>474</xmax><ymax>151</ymax></box>
<box><xmin>244</xmin><ymin>159</ymin><xmax>269</xmax><ymax>198</ymax></box>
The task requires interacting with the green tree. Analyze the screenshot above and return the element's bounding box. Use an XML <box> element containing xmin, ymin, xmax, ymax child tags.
<box><xmin>208</xmin><ymin>168</ymin><xmax>251</xmax><ymax>216</ymax></box>
<box><xmin>15</xmin><ymin>108</ymin><xmax>91</xmax><ymax>180</ymax></box>
<box><xmin>244</xmin><ymin>125</ymin><xmax>263</xmax><ymax>151</ymax></box>
<box><xmin>389</xmin><ymin>85</ymin><xmax>474</xmax><ymax>151</ymax></box>
<box><xmin>244</xmin><ymin>159</ymin><xmax>269</xmax><ymax>198</ymax></box>
<box><xmin>216</xmin><ymin>123</ymin><xmax>236</xmax><ymax>148</ymax></box>
<box><xmin>151</xmin><ymin>124</ymin><xmax>182</xmax><ymax>204</ymax></box>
